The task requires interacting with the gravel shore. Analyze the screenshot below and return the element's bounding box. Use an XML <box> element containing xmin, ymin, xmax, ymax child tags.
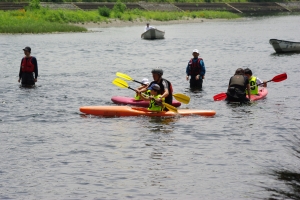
<box><xmin>73</xmin><ymin>17</ymin><xmax>233</xmax><ymax>29</ymax></box>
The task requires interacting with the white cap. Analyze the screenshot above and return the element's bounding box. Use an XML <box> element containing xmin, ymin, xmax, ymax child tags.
<box><xmin>141</xmin><ymin>78</ymin><xmax>149</xmax><ymax>85</ymax></box>
<box><xmin>193</xmin><ymin>49</ymin><xmax>199</xmax><ymax>53</ymax></box>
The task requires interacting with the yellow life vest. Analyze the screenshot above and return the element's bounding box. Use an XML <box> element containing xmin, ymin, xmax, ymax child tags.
<box><xmin>246</xmin><ymin>76</ymin><xmax>258</xmax><ymax>95</ymax></box>
<box><xmin>148</xmin><ymin>94</ymin><xmax>165</xmax><ymax>111</ymax></box>
<box><xmin>134</xmin><ymin>90</ymin><xmax>151</xmax><ymax>100</ymax></box>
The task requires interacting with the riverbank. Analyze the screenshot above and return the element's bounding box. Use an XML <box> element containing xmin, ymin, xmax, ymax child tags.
<box><xmin>74</xmin><ymin>17</ymin><xmax>232</xmax><ymax>29</ymax></box>
<box><xmin>0</xmin><ymin>8</ymin><xmax>240</xmax><ymax>33</ymax></box>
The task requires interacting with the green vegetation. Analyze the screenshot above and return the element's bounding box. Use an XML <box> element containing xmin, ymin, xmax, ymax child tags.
<box><xmin>0</xmin><ymin>0</ymin><xmax>240</xmax><ymax>33</ymax></box>
<box><xmin>2</xmin><ymin>0</ymin><xmax>297</xmax><ymax>2</ymax></box>
<box><xmin>0</xmin><ymin>9</ymin><xmax>87</xmax><ymax>33</ymax></box>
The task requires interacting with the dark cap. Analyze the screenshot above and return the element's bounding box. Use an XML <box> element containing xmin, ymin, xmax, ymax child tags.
<box><xmin>149</xmin><ymin>84</ymin><xmax>160</xmax><ymax>91</ymax></box>
<box><xmin>23</xmin><ymin>47</ymin><xmax>31</xmax><ymax>52</ymax></box>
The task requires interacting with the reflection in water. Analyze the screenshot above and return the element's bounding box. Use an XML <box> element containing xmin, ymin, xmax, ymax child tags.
<box><xmin>147</xmin><ymin>117</ymin><xmax>178</xmax><ymax>134</ymax></box>
<box><xmin>270</xmin><ymin>52</ymin><xmax>300</xmax><ymax>57</ymax></box>
<box><xmin>265</xmin><ymin>133</ymin><xmax>300</xmax><ymax>200</ymax></box>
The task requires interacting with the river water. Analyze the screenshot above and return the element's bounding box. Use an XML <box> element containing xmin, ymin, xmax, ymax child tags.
<box><xmin>0</xmin><ymin>15</ymin><xmax>299</xmax><ymax>199</ymax></box>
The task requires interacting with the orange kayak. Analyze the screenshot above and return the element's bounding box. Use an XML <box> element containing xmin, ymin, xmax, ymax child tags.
<box><xmin>80</xmin><ymin>106</ymin><xmax>216</xmax><ymax>117</ymax></box>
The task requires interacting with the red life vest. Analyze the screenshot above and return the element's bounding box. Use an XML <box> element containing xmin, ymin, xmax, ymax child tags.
<box><xmin>21</xmin><ymin>57</ymin><xmax>35</xmax><ymax>72</ymax></box>
<box><xmin>188</xmin><ymin>58</ymin><xmax>202</xmax><ymax>76</ymax></box>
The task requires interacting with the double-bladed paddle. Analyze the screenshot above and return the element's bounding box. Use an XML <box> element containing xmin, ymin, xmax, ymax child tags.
<box><xmin>213</xmin><ymin>73</ymin><xmax>288</xmax><ymax>101</ymax></box>
<box><xmin>112</xmin><ymin>78</ymin><xmax>178</xmax><ymax>113</ymax></box>
<box><xmin>116</xmin><ymin>72</ymin><xmax>190</xmax><ymax>104</ymax></box>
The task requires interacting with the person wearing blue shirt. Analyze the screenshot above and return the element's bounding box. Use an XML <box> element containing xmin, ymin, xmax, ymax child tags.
<box><xmin>186</xmin><ymin>49</ymin><xmax>206</xmax><ymax>89</ymax></box>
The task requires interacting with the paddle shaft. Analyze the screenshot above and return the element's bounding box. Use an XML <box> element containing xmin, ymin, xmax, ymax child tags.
<box><xmin>116</xmin><ymin>72</ymin><xmax>190</xmax><ymax>104</ymax></box>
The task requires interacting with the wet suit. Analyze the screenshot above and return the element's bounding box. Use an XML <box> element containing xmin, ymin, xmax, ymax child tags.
<box><xmin>186</xmin><ymin>58</ymin><xmax>206</xmax><ymax>89</ymax></box>
<box><xmin>226</xmin><ymin>75</ymin><xmax>250</xmax><ymax>103</ymax></box>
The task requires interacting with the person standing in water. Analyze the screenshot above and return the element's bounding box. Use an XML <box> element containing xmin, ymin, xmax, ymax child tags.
<box><xmin>186</xmin><ymin>49</ymin><xmax>206</xmax><ymax>89</ymax></box>
<box><xmin>18</xmin><ymin>46</ymin><xmax>38</xmax><ymax>87</ymax></box>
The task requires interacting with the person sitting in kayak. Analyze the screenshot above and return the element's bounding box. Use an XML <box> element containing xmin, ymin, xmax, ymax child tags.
<box><xmin>140</xmin><ymin>84</ymin><xmax>165</xmax><ymax>112</ymax></box>
<box><xmin>144</xmin><ymin>23</ymin><xmax>156</xmax><ymax>32</ymax></box>
<box><xmin>244</xmin><ymin>68</ymin><xmax>267</xmax><ymax>95</ymax></box>
<box><xmin>226</xmin><ymin>68</ymin><xmax>251</xmax><ymax>103</ymax></box>
<box><xmin>137</xmin><ymin>68</ymin><xmax>173</xmax><ymax>111</ymax></box>
<box><xmin>134</xmin><ymin>78</ymin><xmax>150</xmax><ymax>100</ymax></box>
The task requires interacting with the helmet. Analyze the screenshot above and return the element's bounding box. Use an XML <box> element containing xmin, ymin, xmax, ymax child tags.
<box><xmin>151</xmin><ymin>68</ymin><xmax>163</xmax><ymax>76</ymax></box>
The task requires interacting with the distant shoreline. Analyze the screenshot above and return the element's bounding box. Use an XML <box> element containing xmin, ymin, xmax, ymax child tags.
<box><xmin>73</xmin><ymin>17</ymin><xmax>236</xmax><ymax>29</ymax></box>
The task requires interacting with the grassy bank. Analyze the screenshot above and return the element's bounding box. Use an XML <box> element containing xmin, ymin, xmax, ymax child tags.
<box><xmin>1</xmin><ymin>0</ymin><xmax>296</xmax><ymax>2</ymax></box>
<box><xmin>0</xmin><ymin>7</ymin><xmax>240</xmax><ymax>33</ymax></box>
<box><xmin>0</xmin><ymin>9</ymin><xmax>87</xmax><ymax>33</ymax></box>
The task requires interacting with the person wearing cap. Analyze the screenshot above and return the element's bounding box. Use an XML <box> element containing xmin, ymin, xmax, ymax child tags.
<box><xmin>18</xmin><ymin>46</ymin><xmax>38</xmax><ymax>86</ymax></box>
<box><xmin>134</xmin><ymin>78</ymin><xmax>150</xmax><ymax>100</ymax></box>
<box><xmin>140</xmin><ymin>84</ymin><xmax>165</xmax><ymax>112</ymax></box>
<box><xmin>186</xmin><ymin>49</ymin><xmax>206</xmax><ymax>89</ymax></box>
<box><xmin>144</xmin><ymin>23</ymin><xmax>155</xmax><ymax>32</ymax></box>
<box><xmin>244</xmin><ymin>68</ymin><xmax>267</xmax><ymax>95</ymax></box>
<box><xmin>226</xmin><ymin>68</ymin><xmax>251</xmax><ymax>103</ymax></box>
<box><xmin>137</xmin><ymin>68</ymin><xmax>173</xmax><ymax>111</ymax></box>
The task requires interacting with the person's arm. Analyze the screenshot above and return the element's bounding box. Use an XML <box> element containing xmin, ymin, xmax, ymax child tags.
<box><xmin>157</xmin><ymin>81</ymin><xmax>169</xmax><ymax>102</ymax></box>
<box><xmin>140</xmin><ymin>92</ymin><xmax>150</xmax><ymax>101</ymax></box>
<box><xmin>136</xmin><ymin>85</ymin><xmax>148</xmax><ymax>93</ymax></box>
<box><xmin>228</xmin><ymin>77</ymin><xmax>232</xmax><ymax>89</ymax></box>
<box><xmin>186</xmin><ymin>64</ymin><xmax>190</xmax><ymax>81</ymax></box>
<box><xmin>245</xmin><ymin>77</ymin><xmax>251</xmax><ymax>99</ymax></box>
<box><xmin>32</xmin><ymin>57</ymin><xmax>38</xmax><ymax>81</ymax></box>
<box><xmin>257</xmin><ymin>77</ymin><xmax>267</xmax><ymax>87</ymax></box>
<box><xmin>18</xmin><ymin>58</ymin><xmax>23</xmax><ymax>82</ymax></box>
<box><xmin>246</xmin><ymin>84</ymin><xmax>251</xmax><ymax>99</ymax></box>
<box><xmin>199</xmin><ymin>59</ymin><xmax>206</xmax><ymax>79</ymax></box>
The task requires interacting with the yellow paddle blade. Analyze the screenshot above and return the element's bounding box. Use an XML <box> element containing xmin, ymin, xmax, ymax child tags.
<box><xmin>116</xmin><ymin>72</ymin><xmax>133</xmax><ymax>81</ymax></box>
<box><xmin>162</xmin><ymin>102</ymin><xmax>178</xmax><ymax>113</ymax></box>
<box><xmin>112</xmin><ymin>78</ymin><xmax>129</xmax><ymax>88</ymax></box>
<box><xmin>173</xmin><ymin>93</ymin><xmax>190</xmax><ymax>104</ymax></box>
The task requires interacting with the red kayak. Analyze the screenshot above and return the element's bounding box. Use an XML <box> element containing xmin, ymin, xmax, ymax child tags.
<box><xmin>214</xmin><ymin>87</ymin><xmax>268</xmax><ymax>101</ymax></box>
<box><xmin>249</xmin><ymin>87</ymin><xmax>268</xmax><ymax>101</ymax></box>
<box><xmin>111</xmin><ymin>96</ymin><xmax>181</xmax><ymax>107</ymax></box>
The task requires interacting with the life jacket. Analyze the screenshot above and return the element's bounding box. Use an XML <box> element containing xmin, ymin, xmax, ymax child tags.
<box><xmin>148</xmin><ymin>94</ymin><xmax>165</xmax><ymax>111</ymax></box>
<box><xmin>134</xmin><ymin>90</ymin><xmax>151</xmax><ymax>100</ymax></box>
<box><xmin>227</xmin><ymin>75</ymin><xmax>246</xmax><ymax>100</ymax></box>
<box><xmin>229</xmin><ymin>75</ymin><xmax>245</xmax><ymax>88</ymax></box>
<box><xmin>188</xmin><ymin>58</ymin><xmax>203</xmax><ymax>76</ymax></box>
<box><xmin>246</xmin><ymin>76</ymin><xmax>258</xmax><ymax>95</ymax></box>
<box><xmin>21</xmin><ymin>57</ymin><xmax>34</xmax><ymax>72</ymax></box>
<box><xmin>150</xmin><ymin>79</ymin><xmax>173</xmax><ymax>105</ymax></box>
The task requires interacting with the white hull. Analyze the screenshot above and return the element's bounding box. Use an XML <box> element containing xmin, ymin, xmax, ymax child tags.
<box><xmin>269</xmin><ymin>39</ymin><xmax>300</xmax><ymax>53</ymax></box>
<box><xmin>141</xmin><ymin>29</ymin><xmax>165</xmax><ymax>39</ymax></box>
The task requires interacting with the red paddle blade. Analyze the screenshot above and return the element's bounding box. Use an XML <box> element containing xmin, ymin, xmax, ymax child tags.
<box><xmin>213</xmin><ymin>92</ymin><xmax>227</xmax><ymax>101</ymax></box>
<box><xmin>271</xmin><ymin>73</ymin><xmax>287</xmax><ymax>82</ymax></box>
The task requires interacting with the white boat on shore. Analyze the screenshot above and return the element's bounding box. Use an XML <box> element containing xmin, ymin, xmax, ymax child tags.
<box><xmin>141</xmin><ymin>28</ymin><xmax>165</xmax><ymax>39</ymax></box>
<box><xmin>269</xmin><ymin>39</ymin><xmax>300</xmax><ymax>53</ymax></box>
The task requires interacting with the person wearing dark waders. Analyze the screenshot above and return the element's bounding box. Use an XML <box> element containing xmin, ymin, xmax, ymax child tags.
<box><xmin>136</xmin><ymin>68</ymin><xmax>173</xmax><ymax>111</ymax></box>
<box><xmin>18</xmin><ymin>47</ymin><xmax>38</xmax><ymax>87</ymax></box>
<box><xmin>226</xmin><ymin>68</ymin><xmax>251</xmax><ymax>103</ymax></box>
<box><xmin>186</xmin><ymin>49</ymin><xmax>206</xmax><ymax>90</ymax></box>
